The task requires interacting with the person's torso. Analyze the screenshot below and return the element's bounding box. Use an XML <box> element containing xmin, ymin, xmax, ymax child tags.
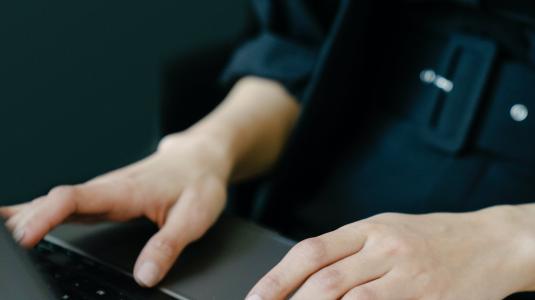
<box><xmin>259</xmin><ymin>0</ymin><xmax>535</xmax><ymax>236</ymax></box>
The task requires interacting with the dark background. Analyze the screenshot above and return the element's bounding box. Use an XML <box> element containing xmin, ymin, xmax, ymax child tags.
<box><xmin>0</xmin><ymin>0</ymin><xmax>251</xmax><ymax>205</ymax></box>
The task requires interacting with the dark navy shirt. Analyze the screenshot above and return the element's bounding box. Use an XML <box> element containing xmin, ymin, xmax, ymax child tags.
<box><xmin>223</xmin><ymin>3</ymin><xmax>535</xmax><ymax>298</ymax></box>
<box><xmin>223</xmin><ymin>0</ymin><xmax>535</xmax><ymax>240</ymax></box>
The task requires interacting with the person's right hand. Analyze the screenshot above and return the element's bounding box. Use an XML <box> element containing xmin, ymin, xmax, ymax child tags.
<box><xmin>0</xmin><ymin>132</ymin><xmax>232</xmax><ymax>288</ymax></box>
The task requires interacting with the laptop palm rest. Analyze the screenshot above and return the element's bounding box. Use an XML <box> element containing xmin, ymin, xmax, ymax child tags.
<box><xmin>47</xmin><ymin>216</ymin><xmax>294</xmax><ymax>299</ymax></box>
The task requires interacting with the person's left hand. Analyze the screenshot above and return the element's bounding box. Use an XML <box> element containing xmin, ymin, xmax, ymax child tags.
<box><xmin>246</xmin><ymin>206</ymin><xmax>535</xmax><ymax>300</ymax></box>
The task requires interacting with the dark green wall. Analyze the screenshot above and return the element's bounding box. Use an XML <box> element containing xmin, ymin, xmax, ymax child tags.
<box><xmin>0</xmin><ymin>0</ymin><xmax>250</xmax><ymax>204</ymax></box>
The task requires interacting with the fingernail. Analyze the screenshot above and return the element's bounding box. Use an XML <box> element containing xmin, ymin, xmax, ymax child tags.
<box><xmin>135</xmin><ymin>261</ymin><xmax>160</xmax><ymax>287</ymax></box>
<box><xmin>13</xmin><ymin>228</ymin><xmax>25</xmax><ymax>243</ymax></box>
<box><xmin>245</xmin><ymin>294</ymin><xmax>263</xmax><ymax>300</ymax></box>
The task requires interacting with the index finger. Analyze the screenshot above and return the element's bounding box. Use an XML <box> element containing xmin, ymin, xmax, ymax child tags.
<box><xmin>246</xmin><ymin>226</ymin><xmax>367</xmax><ymax>300</ymax></box>
<box><xmin>0</xmin><ymin>202</ymin><xmax>29</xmax><ymax>219</ymax></box>
<box><xmin>12</xmin><ymin>181</ymin><xmax>142</xmax><ymax>247</ymax></box>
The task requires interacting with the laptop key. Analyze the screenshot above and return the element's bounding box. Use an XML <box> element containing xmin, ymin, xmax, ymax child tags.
<box><xmin>59</xmin><ymin>287</ymin><xmax>91</xmax><ymax>300</ymax></box>
<box><xmin>33</xmin><ymin>240</ymin><xmax>176</xmax><ymax>300</ymax></box>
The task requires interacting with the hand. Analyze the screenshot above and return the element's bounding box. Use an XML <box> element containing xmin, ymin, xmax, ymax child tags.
<box><xmin>0</xmin><ymin>132</ymin><xmax>232</xmax><ymax>287</ymax></box>
<box><xmin>247</xmin><ymin>207</ymin><xmax>535</xmax><ymax>300</ymax></box>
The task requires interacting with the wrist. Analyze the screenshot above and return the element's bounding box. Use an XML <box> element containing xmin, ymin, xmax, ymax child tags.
<box><xmin>474</xmin><ymin>205</ymin><xmax>535</xmax><ymax>294</ymax></box>
<box><xmin>157</xmin><ymin>129</ymin><xmax>235</xmax><ymax>182</ymax></box>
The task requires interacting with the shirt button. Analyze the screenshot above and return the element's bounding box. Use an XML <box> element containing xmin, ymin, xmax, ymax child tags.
<box><xmin>419</xmin><ymin>69</ymin><xmax>436</xmax><ymax>83</ymax></box>
<box><xmin>510</xmin><ymin>104</ymin><xmax>528</xmax><ymax>122</ymax></box>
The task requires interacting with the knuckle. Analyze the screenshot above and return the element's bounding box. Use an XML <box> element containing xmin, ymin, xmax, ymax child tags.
<box><xmin>356</xmin><ymin>221</ymin><xmax>386</xmax><ymax>235</ymax></box>
<box><xmin>157</xmin><ymin>135</ymin><xmax>178</xmax><ymax>152</ymax></box>
<box><xmin>47</xmin><ymin>186</ymin><xmax>78</xmax><ymax>213</ymax></box>
<box><xmin>48</xmin><ymin>185</ymin><xmax>77</xmax><ymax>202</ymax></box>
<box><xmin>308</xmin><ymin>267</ymin><xmax>344</xmax><ymax>292</ymax></box>
<box><xmin>258</xmin><ymin>272</ymin><xmax>283</xmax><ymax>293</ymax></box>
<box><xmin>291</xmin><ymin>237</ymin><xmax>327</xmax><ymax>264</ymax></box>
<box><xmin>379</xmin><ymin>236</ymin><xmax>413</xmax><ymax>257</ymax></box>
<box><xmin>387</xmin><ymin>234</ymin><xmax>410</xmax><ymax>250</ymax></box>
<box><xmin>31</xmin><ymin>197</ymin><xmax>45</xmax><ymax>205</ymax></box>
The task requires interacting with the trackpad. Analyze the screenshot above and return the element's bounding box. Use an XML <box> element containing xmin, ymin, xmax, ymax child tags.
<box><xmin>48</xmin><ymin>216</ymin><xmax>294</xmax><ymax>299</ymax></box>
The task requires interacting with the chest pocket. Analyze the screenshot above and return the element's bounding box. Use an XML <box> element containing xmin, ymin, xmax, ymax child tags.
<box><xmin>381</xmin><ymin>10</ymin><xmax>535</xmax><ymax>167</ymax></box>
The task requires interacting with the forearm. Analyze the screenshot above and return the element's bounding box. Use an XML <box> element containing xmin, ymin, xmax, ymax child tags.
<box><xmin>474</xmin><ymin>204</ymin><xmax>535</xmax><ymax>294</ymax></box>
<box><xmin>161</xmin><ymin>76</ymin><xmax>300</xmax><ymax>182</ymax></box>
<box><xmin>506</xmin><ymin>203</ymin><xmax>535</xmax><ymax>292</ymax></box>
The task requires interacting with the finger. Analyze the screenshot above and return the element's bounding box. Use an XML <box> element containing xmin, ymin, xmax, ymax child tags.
<box><xmin>291</xmin><ymin>248</ymin><xmax>392</xmax><ymax>300</ymax></box>
<box><xmin>134</xmin><ymin>179</ymin><xmax>225</xmax><ymax>287</ymax></box>
<box><xmin>0</xmin><ymin>202</ymin><xmax>32</xmax><ymax>219</ymax></box>
<box><xmin>5</xmin><ymin>204</ymin><xmax>35</xmax><ymax>230</ymax></box>
<box><xmin>7</xmin><ymin>210</ymin><xmax>35</xmax><ymax>243</ymax></box>
<box><xmin>6</xmin><ymin>209</ymin><xmax>31</xmax><ymax>235</ymax></box>
<box><xmin>5</xmin><ymin>213</ymin><xmax>28</xmax><ymax>243</ymax></box>
<box><xmin>132</xmin><ymin>208</ymin><xmax>189</xmax><ymax>288</ymax></box>
<box><xmin>341</xmin><ymin>271</ymin><xmax>406</xmax><ymax>300</ymax></box>
<box><xmin>13</xmin><ymin>182</ymin><xmax>143</xmax><ymax>247</ymax></box>
<box><xmin>6</xmin><ymin>216</ymin><xmax>20</xmax><ymax>231</ymax></box>
<box><xmin>246</xmin><ymin>225</ymin><xmax>367</xmax><ymax>300</ymax></box>
<box><xmin>4</xmin><ymin>198</ymin><xmax>45</xmax><ymax>240</ymax></box>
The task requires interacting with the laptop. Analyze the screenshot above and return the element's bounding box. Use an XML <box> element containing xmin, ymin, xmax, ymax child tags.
<box><xmin>0</xmin><ymin>2</ymin><xmax>289</xmax><ymax>298</ymax></box>
<box><xmin>0</xmin><ymin>215</ymin><xmax>294</xmax><ymax>299</ymax></box>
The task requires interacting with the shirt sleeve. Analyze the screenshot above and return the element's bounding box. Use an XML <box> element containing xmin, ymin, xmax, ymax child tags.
<box><xmin>220</xmin><ymin>0</ymin><xmax>334</xmax><ymax>101</ymax></box>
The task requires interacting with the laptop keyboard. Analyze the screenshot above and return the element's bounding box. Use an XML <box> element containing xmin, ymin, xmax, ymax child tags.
<box><xmin>31</xmin><ymin>240</ymin><xmax>177</xmax><ymax>300</ymax></box>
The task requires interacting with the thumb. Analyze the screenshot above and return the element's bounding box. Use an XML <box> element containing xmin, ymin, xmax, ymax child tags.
<box><xmin>133</xmin><ymin>183</ymin><xmax>224</xmax><ymax>287</ymax></box>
